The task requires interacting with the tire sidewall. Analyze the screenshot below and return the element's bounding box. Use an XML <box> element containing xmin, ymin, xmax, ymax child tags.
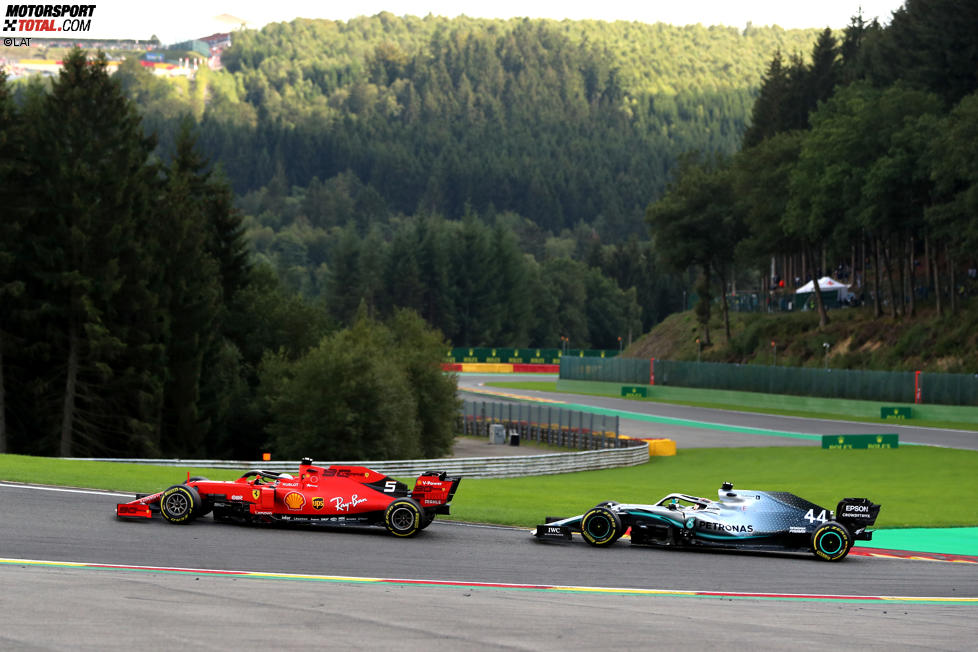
<box><xmin>385</xmin><ymin>498</ymin><xmax>422</xmax><ymax>537</ymax></box>
<box><xmin>581</xmin><ymin>506</ymin><xmax>622</xmax><ymax>546</ymax></box>
<box><xmin>160</xmin><ymin>485</ymin><xmax>199</xmax><ymax>524</ymax></box>
<box><xmin>812</xmin><ymin>521</ymin><xmax>852</xmax><ymax>561</ymax></box>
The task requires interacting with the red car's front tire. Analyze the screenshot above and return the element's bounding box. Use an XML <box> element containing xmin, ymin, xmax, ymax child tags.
<box><xmin>159</xmin><ymin>485</ymin><xmax>201</xmax><ymax>524</ymax></box>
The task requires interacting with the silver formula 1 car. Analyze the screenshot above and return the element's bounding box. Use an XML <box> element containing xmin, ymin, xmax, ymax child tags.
<box><xmin>533</xmin><ymin>482</ymin><xmax>880</xmax><ymax>561</ymax></box>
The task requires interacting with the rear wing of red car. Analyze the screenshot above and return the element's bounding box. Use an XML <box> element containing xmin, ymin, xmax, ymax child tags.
<box><xmin>411</xmin><ymin>472</ymin><xmax>462</xmax><ymax>515</ymax></box>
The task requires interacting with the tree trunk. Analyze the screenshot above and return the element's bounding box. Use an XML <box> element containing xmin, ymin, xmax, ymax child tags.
<box><xmin>850</xmin><ymin>243</ymin><xmax>856</xmax><ymax>297</ymax></box>
<box><xmin>60</xmin><ymin>321</ymin><xmax>79</xmax><ymax>457</ymax></box>
<box><xmin>933</xmin><ymin>242</ymin><xmax>943</xmax><ymax>316</ymax></box>
<box><xmin>882</xmin><ymin>238</ymin><xmax>898</xmax><ymax>318</ymax></box>
<box><xmin>873</xmin><ymin>237</ymin><xmax>883</xmax><ymax>318</ymax></box>
<box><xmin>809</xmin><ymin>249</ymin><xmax>830</xmax><ymax>327</ymax></box>
<box><xmin>720</xmin><ymin>268</ymin><xmax>731</xmax><ymax>342</ymax></box>
<box><xmin>897</xmin><ymin>237</ymin><xmax>906</xmax><ymax>316</ymax></box>
<box><xmin>906</xmin><ymin>234</ymin><xmax>916</xmax><ymax>317</ymax></box>
<box><xmin>0</xmin><ymin>329</ymin><xmax>6</xmax><ymax>454</ymax></box>
<box><xmin>948</xmin><ymin>249</ymin><xmax>956</xmax><ymax>314</ymax></box>
<box><xmin>696</xmin><ymin>265</ymin><xmax>712</xmax><ymax>346</ymax></box>
<box><xmin>924</xmin><ymin>235</ymin><xmax>932</xmax><ymax>294</ymax></box>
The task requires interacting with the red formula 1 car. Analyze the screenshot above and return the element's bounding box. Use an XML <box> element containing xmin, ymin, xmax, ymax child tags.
<box><xmin>117</xmin><ymin>457</ymin><xmax>461</xmax><ymax>538</ymax></box>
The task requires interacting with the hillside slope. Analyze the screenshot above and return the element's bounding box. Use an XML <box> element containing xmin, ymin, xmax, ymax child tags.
<box><xmin>627</xmin><ymin>304</ymin><xmax>978</xmax><ymax>373</ymax></box>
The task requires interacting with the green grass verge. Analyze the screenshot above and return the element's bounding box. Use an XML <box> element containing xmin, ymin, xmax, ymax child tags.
<box><xmin>3</xmin><ymin>447</ymin><xmax>976</xmax><ymax>529</ymax></box>
<box><xmin>485</xmin><ymin>380</ymin><xmax>978</xmax><ymax>431</ymax></box>
<box><xmin>0</xmin><ymin>454</ymin><xmax>246</xmax><ymax>493</ymax></box>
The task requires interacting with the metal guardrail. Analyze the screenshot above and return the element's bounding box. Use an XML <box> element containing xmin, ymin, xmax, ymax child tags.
<box><xmin>66</xmin><ymin>399</ymin><xmax>646</xmax><ymax>479</ymax></box>
<box><xmin>65</xmin><ymin>444</ymin><xmax>649</xmax><ymax>479</ymax></box>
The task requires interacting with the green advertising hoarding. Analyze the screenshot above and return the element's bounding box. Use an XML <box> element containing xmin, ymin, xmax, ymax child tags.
<box><xmin>821</xmin><ymin>434</ymin><xmax>899</xmax><ymax>449</ymax></box>
<box><xmin>881</xmin><ymin>406</ymin><xmax>912</xmax><ymax>419</ymax></box>
<box><xmin>621</xmin><ymin>386</ymin><xmax>648</xmax><ymax>398</ymax></box>
<box><xmin>445</xmin><ymin>347</ymin><xmax>619</xmax><ymax>365</ymax></box>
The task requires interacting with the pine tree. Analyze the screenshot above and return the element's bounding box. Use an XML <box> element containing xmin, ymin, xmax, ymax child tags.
<box><xmin>157</xmin><ymin>120</ymin><xmax>223</xmax><ymax>456</ymax></box>
<box><xmin>0</xmin><ymin>70</ymin><xmax>22</xmax><ymax>454</ymax></box>
<box><xmin>20</xmin><ymin>49</ymin><xmax>162</xmax><ymax>456</ymax></box>
<box><xmin>743</xmin><ymin>50</ymin><xmax>788</xmax><ymax>147</ymax></box>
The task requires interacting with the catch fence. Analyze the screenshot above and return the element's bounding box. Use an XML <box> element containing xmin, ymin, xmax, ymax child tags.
<box><xmin>561</xmin><ymin>357</ymin><xmax>978</xmax><ymax>406</ymax></box>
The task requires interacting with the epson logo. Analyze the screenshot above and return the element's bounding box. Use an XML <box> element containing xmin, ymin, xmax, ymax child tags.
<box><xmin>845</xmin><ymin>505</ymin><xmax>870</xmax><ymax>513</ymax></box>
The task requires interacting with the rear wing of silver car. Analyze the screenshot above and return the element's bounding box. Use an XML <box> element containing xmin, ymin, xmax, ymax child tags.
<box><xmin>836</xmin><ymin>497</ymin><xmax>881</xmax><ymax>539</ymax></box>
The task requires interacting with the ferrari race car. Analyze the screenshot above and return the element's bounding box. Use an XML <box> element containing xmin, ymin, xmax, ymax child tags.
<box><xmin>117</xmin><ymin>458</ymin><xmax>461</xmax><ymax>538</ymax></box>
<box><xmin>533</xmin><ymin>482</ymin><xmax>880</xmax><ymax>561</ymax></box>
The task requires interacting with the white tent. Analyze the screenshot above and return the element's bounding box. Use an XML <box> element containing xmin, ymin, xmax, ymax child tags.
<box><xmin>795</xmin><ymin>276</ymin><xmax>853</xmax><ymax>301</ymax></box>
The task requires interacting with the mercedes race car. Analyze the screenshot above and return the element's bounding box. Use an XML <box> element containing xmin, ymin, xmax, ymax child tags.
<box><xmin>533</xmin><ymin>482</ymin><xmax>880</xmax><ymax>561</ymax></box>
<box><xmin>117</xmin><ymin>458</ymin><xmax>461</xmax><ymax>538</ymax></box>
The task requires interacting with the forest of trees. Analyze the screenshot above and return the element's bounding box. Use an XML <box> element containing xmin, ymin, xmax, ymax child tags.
<box><xmin>649</xmin><ymin>0</ymin><xmax>978</xmax><ymax>344</ymax></box>
<box><xmin>0</xmin><ymin>53</ymin><xmax>456</xmax><ymax>460</ymax></box>
<box><xmin>92</xmin><ymin>14</ymin><xmax>824</xmax><ymax>345</ymax></box>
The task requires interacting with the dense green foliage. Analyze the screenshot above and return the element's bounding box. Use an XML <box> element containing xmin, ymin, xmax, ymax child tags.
<box><xmin>0</xmin><ymin>53</ymin><xmax>456</xmax><ymax>460</ymax></box>
<box><xmin>252</xmin><ymin>210</ymin><xmax>650</xmax><ymax>348</ymax></box>
<box><xmin>203</xmin><ymin>16</ymin><xmax>821</xmax><ymax>233</ymax></box>
<box><xmin>260</xmin><ymin>309</ymin><xmax>457</xmax><ymax>460</ymax></box>
<box><xmin>103</xmin><ymin>15</ymin><xmax>825</xmax><ymax>346</ymax></box>
<box><xmin>650</xmin><ymin>0</ymin><xmax>978</xmax><ymax>339</ymax></box>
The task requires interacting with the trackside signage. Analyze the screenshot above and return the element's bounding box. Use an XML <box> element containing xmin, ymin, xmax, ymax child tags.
<box><xmin>621</xmin><ymin>386</ymin><xmax>648</xmax><ymax>398</ymax></box>
<box><xmin>821</xmin><ymin>434</ymin><xmax>899</xmax><ymax>449</ymax></box>
<box><xmin>881</xmin><ymin>406</ymin><xmax>912</xmax><ymax>419</ymax></box>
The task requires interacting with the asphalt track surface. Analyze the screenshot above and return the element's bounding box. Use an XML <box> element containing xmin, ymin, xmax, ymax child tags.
<box><xmin>2</xmin><ymin>378</ymin><xmax>976</xmax><ymax>649</ymax></box>
<box><xmin>458</xmin><ymin>373</ymin><xmax>978</xmax><ymax>450</ymax></box>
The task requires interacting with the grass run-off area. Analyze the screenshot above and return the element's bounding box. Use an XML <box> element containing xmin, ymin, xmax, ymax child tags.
<box><xmin>2</xmin><ymin>446</ymin><xmax>976</xmax><ymax>530</ymax></box>
<box><xmin>485</xmin><ymin>380</ymin><xmax>978</xmax><ymax>431</ymax></box>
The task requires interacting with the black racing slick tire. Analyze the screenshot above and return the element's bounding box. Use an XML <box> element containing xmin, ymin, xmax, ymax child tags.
<box><xmin>580</xmin><ymin>506</ymin><xmax>623</xmax><ymax>547</ymax></box>
<box><xmin>384</xmin><ymin>498</ymin><xmax>423</xmax><ymax>537</ymax></box>
<box><xmin>811</xmin><ymin>521</ymin><xmax>853</xmax><ymax>561</ymax></box>
<box><xmin>159</xmin><ymin>484</ymin><xmax>201</xmax><ymax>524</ymax></box>
<box><xmin>419</xmin><ymin>511</ymin><xmax>436</xmax><ymax>530</ymax></box>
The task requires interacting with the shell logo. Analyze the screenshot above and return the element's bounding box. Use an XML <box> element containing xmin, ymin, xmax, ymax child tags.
<box><xmin>284</xmin><ymin>491</ymin><xmax>305</xmax><ymax>510</ymax></box>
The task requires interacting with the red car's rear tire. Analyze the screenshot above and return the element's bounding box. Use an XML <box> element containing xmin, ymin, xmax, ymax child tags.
<box><xmin>384</xmin><ymin>498</ymin><xmax>423</xmax><ymax>537</ymax></box>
